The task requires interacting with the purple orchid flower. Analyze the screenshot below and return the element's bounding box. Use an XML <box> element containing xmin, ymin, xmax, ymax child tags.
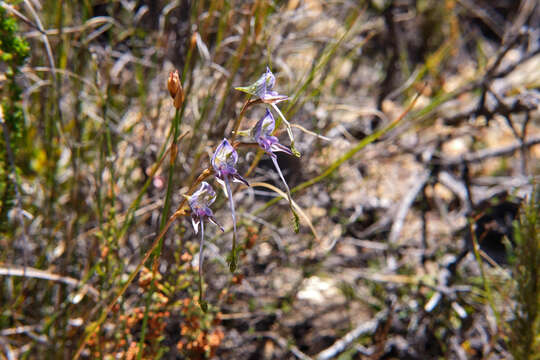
<box><xmin>187</xmin><ymin>181</ymin><xmax>224</xmax><ymax>282</ymax></box>
<box><xmin>235</xmin><ymin>66</ymin><xmax>288</xmax><ymax>104</ymax></box>
<box><xmin>252</xmin><ymin>110</ymin><xmax>295</xmax><ymax>208</ymax></box>
<box><xmin>211</xmin><ymin>139</ymin><xmax>249</xmax><ymax>270</ymax></box>
<box><xmin>235</xmin><ymin>67</ymin><xmax>298</xmax><ymax>156</ymax></box>
<box><xmin>253</xmin><ymin>109</ymin><xmax>293</xmax><ymax>157</ymax></box>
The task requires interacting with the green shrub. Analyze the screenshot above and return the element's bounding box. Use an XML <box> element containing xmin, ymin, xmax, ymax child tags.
<box><xmin>0</xmin><ymin>6</ymin><xmax>30</xmax><ymax>232</ymax></box>
<box><xmin>509</xmin><ymin>187</ymin><xmax>540</xmax><ymax>359</ymax></box>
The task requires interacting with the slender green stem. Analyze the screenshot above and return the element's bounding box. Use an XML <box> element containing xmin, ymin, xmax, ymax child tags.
<box><xmin>198</xmin><ymin>221</ymin><xmax>205</xmax><ymax>307</ymax></box>
<box><xmin>74</xmin><ymin>170</ymin><xmax>213</xmax><ymax>360</ymax></box>
<box><xmin>137</xmin><ymin>107</ymin><xmax>181</xmax><ymax>359</ymax></box>
<box><xmin>209</xmin><ymin>11</ymin><xmax>251</xmax><ymax>132</ymax></box>
<box><xmin>230</xmin><ymin>98</ymin><xmax>256</xmax><ymax>142</ymax></box>
<box><xmin>74</xmin><ymin>212</ymin><xmax>180</xmax><ymax>360</ymax></box>
<box><xmin>159</xmin><ymin>108</ymin><xmax>181</xmax><ymax>230</ymax></box>
<box><xmin>284</xmin><ymin>8</ymin><xmax>360</xmax><ymax>116</ymax></box>
<box><xmin>468</xmin><ymin>218</ymin><xmax>502</xmax><ymax>330</ymax></box>
<box><xmin>224</xmin><ymin>176</ymin><xmax>238</xmax><ymax>272</ymax></box>
<box><xmin>137</xmin><ymin>289</ymin><xmax>151</xmax><ymax>360</ymax></box>
<box><xmin>270</xmin><ymin>103</ymin><xmax>297</xmax><ymax>156</ymax></box>
<box><xmin>117</xmin><ymin>130</ymin><xmax>174</xmax><ymax>241</ymax></box>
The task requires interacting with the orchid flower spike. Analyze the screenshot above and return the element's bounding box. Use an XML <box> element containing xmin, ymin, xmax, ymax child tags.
<box><xmin>211</xmin><ymin>139</ymin><xmax>248</xmax><ymax>271</ymax></box>
<box><xmin>235</xmin><ymin>67</ymin><xmax>299</xmax><ymax>156</ymax></box>
<box><xmin>252</xmin><ymin>110</ymin><xmax>295</xmax><ymax>209</ymax></box>
<box><xmin>186</xmin><ymin>181</ymin><xmax>224</xmax><ymax>307</ymax></box>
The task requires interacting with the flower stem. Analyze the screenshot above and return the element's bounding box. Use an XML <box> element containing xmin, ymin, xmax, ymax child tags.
<box><xmin>138</xmin><ymin>106</ymin><xmax>181</xmax><ymax>359</ymax></box>
<box><xmin>159</xmin><ymin>108</ymin><xmax>181</xmax><ymax>230</ymax></box>
<box><xmin>224</xmin><ymin>176</ymin><xmax>238</xmax><ymax>272</ymax></box>
<box><xmin>198</xmin><ymin>221</ymin><xmax>206</xmax><ymax>308</ymax></box>
<box><xmin>271</xmin><ymin>155</ymin><xmax>293</xmax><ymax>208</ymax></box>
<box><xmin>271</xmin><ymin>103</ymin><xmax>295</xmax><ymax>145</ymax></box>
<box><xmin>271</xmin><ymin>155</ymin><xmax>299</xmax><ymax>230</ymax></box>
<box><xmin>74</xmin><ymin>169</ymin><xmax>214</xmax><ymax>360</ymax></box>
<box><xmin>230</xmin><ymin>98</ymin><xmax>251</xmax><ymax>142</ymax></box>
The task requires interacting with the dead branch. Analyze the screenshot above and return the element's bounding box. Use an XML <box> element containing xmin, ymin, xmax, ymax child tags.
<box><xmin>435</xmin><ymin>135</ymin><xmax>540</xmax><ymax>167</ymax></box>
<box><xmin>315</xmin><ymin>311</ymin><xmax>388</xmax><ymax>360</ymax></box>
<box><xmin>388</xmin><ymin>170</ymin><xmax>431</xmax><ymax>244</ymax></box>
<box><xmin>0</xmin><ymin>266</ymin><xmax>99</xmax><ymax>300</ymax></box>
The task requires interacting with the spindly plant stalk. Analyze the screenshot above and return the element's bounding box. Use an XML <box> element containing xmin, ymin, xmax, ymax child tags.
<box><xmin>74</xmin><ymin>169</ymin><xmax>214</xmax><ymax>360</ymax></box>
<box><xmin>198</xmin><ymin>220</ymin><xmax>205</xmax><ymax>300</ymax></box>
<box><xmin>270</xmin><ymin>102</ymin><xmax>297</xmax><ymax>156</ymax></box>
<box><xmin>211</xmin><ymin>139</ymin><xmax>248</xmax><ymax>272</ymax></box>
<box><xmin>186</xmin><ymin>181</ymin><xmax>223</xmax><ymax>310</ymax></box>
<box><xmin>138</xmin><ymin>70</ymin><xmax>185</xmax><ymax>358</ymax></box>
<box><xmin>223</xmin><ymin>176</ymin><xmax>237</xmax><ymax>256</ymax></box>
<box><xmin>270</xmin><ymin>156</ymin><xmax>292</xmax><ymax>206</ymax></box>
<box><xmin>251</xmin><ymin>109</ymin><xmax>297</xmax><ymax>225</ymax></box>
<box><xmin>509</xmin><ymin>188</ymin><xmax>540</xmax><ymax>359</ymax></box>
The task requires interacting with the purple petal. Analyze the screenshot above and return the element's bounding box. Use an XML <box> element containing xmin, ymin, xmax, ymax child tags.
<box><xmin>208</xmin><ymin>215</ymin><xmax>225</xmax><ymax>232</ymax></box>
<box><xmin>191</xmin><ymin>215</ymin><xmax>200</xmax><ymax>234</ymax></box>
<box><xmin>190</xmin><ymin>181</ymin><xmax>217</xmax><ymax>207</ymax></box>
<box><xmin>257</xmin><ymin>138</ymin><xmax>273</xmax><ymax>154</ymax></box>
<box><xmin>257</xmin><ymin>67</ymin><xmax>276</xmax><ymax>99</ymax></box>
<box><xmin>271</xmin><ymin>142</ymin><xmax>294</xmax><ymax>156</ymax></box>
<box><xmin>265</xmin><ymin>67</ymin><xmax>275</xmax><ymax>90</ymax></box>
<box><xmin>232</xmin><ymin>173</ymin><xmax>249</xmax><ymax>187</ymax></box>
<box><xmin>253</xmin><ymin>110</ymin><xmax>276</xmax><ymax>143</ymax></box>
<box><xmin>261</xmin><ymin>91</ymin><xmax>288</xmax><ymax>104</ymax></box>
<box><xmin>212</xmin><ymin>138</ymin><xmax>238</xmax><ymax>176</ymax></box>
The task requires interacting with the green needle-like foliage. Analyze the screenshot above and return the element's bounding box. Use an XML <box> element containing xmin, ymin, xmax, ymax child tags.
<box><xmin>0</xmin><ymin>7</ymin><xmax>30</xmax><ymax>232</ymax></box>
<box><xmin>509</xmin><ymin>187</ymin><xmax>540</xmax><ymax>360</ymax></box>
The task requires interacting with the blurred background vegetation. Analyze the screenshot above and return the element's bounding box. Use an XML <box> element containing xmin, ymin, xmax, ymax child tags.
<box><xmin>0</xmin><ymin>0</ymin><xmax>539</xmax><ymax>359</ymax></box>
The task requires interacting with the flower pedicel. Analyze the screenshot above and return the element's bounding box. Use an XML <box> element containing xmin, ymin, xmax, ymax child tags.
<box><xmin>252</xmin><ymin>109</ymin><xmax>295</xmax><ymax>208</ymax></box>
<box><xmin>211</xmin><ymin>138</ymin><xmax>249</xmax><ymax>271</ymax></box>
<box><xmin>186</xmin><ymin>181</ymin><xmax>223</xmax><ymax>278</ymax></box>
<box><xmin>186</xmin><ymin>181</ymin><xmax>223</xmax><ymax>310</ymax></box>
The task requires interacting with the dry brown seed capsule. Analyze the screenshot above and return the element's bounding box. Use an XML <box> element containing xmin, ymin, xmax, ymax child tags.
<box><xmin>167</xmin><ymin>70</ymin><xmax>180</xmax><ymax>99</ymax></box>
<box><xmin>190</xmin><ymin>32</ymin><xmax>197</xmax><ymax>50</ymax></box>
<box><xmin>174</xmin><ymin>85</ymin><xmax>184</xmax><ymax>109</ymax></box>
